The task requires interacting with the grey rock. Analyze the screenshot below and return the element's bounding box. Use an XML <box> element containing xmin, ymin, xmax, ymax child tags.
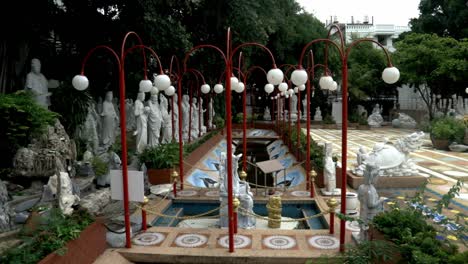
<box><xmin>12</xmin><ymin>120</ymin><xmax>74</xmax><ymax>178</ymax></box>
<box><xmin>448</xmin><ymin>142</ymin><xmax>468</xmax><ymax>152</ymax></box>
<box><xmin>0</xmin><ymin>181</ymin><xmax>14</xmax><ymax>231</ymax></box>
<box><xmin>14</xmin><ymin>197</ymin><xmax>40</xmax><ymax>213</ymax></box>
<box><xmin>79</xmin><ymin>188</ymin><xmax>111</xmax><ymax>215</ymax></box>
<box><xmin>106</xmin><ymin>228</ymin><xmax>132</xmax><ymax>248</ymax></box>
<box><xmin>14</xmin><ymin>211</ymin><xmax>30</xmax><ymax>224</ymax></box>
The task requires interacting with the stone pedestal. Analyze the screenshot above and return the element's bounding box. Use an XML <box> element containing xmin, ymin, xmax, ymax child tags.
<box><xmin>332</xmin><ymin>101</ymin><xmax>342</xmax><ymax>124</ymax></box>
<box><xmin>347</xmin><ymin>171</ymin><xmax>427</xmax><ymax>189</ymax></box>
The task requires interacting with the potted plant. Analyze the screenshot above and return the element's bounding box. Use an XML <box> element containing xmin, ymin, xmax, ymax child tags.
<box><xmin>139</xmin><ymin>142</ymin><xmax>179</xmax><ymax>185</ymax></box>
<box><xmin>430</xmin><ymin>117</ymin><xmax>465</xmax><ymax>150</ymax></box>
<box><xmin>322</xmin><ymin>114</ymin><xmax>336</xmax><ymax>129</ymax></box>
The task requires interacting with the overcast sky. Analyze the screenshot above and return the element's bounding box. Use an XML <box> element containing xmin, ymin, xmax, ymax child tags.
<box><xmin>296</xmin><ymin>0</ymin><xmax>421</xmax><ymax>26</ymax></box>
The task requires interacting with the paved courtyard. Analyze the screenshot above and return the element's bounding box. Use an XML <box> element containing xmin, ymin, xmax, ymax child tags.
<box><xmin>306</xmin><ymin>127</ymin><xmax>468</xmax><ymax>210</ymax></box>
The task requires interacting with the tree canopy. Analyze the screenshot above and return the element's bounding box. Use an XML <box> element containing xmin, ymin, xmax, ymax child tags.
<box><xmin>409</xmin><ymin>0</ymin><xmax>468</xmax><ymax>40</ymax></box>
<box><xmin>393</xmin><ymin>33</ymin><xmax>468</xmax><ymax>117</ymax></box>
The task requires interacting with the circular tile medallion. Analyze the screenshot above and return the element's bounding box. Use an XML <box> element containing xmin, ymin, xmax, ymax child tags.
<box><xmin>174</xmin><ymin>234</ymin><xmax>208</xmax><ymax>248</ymax></box>
<box><xmin>308</xmin><ymin>235</ymin><xmax>340</xmax><ymax>249</ymax></box>
<box><xmin>218</xmin><ymin>235</ymin><xmax>251</xmax><ymax>249</ymax></box>
<box><xmin>177</xmin><ymin>190</ymin><xmax>198</xmax><ymax>197</ymax></box>
<box><xmin>205</xmin><ymin>190</ymin><xmax>219</xmax><ymax>197</ymax></box>
<box><xmin>133</xmin><ymin>232</ymin><xmax>166</xmax><ymax>246</ymax></box>
<box><xmin>291</xmin><ymin>190</ymin><xmax>310</xmax><ymax>197</ymax></box>
<box><xmin>263</xmin><ymin>235</ymin><xmax>296</xmax><ymax>250</ymax></box>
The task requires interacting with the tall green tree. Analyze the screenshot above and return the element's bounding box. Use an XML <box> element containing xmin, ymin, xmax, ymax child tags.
<box><xmin>410</xmin><ymin>0</ymin><xmax>468</xmax><ymax>40</ymax></box>
<box><xmin>393</xmin><ymin>33</ymin><xmax>468</xmax><ymax>118</ymax></box>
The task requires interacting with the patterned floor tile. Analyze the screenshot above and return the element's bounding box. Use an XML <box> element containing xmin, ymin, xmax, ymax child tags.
<box><xmin>171</xmin><ymin>233</ymin><xmax>209</xmax><ymax>248</ymax></box>
<box><xmin>217</xmin><ymin>234</ymin><xmax>252</xmax><ymax>249</ymax></box>
<box><xmin>262</xmin><ymin>235</ymin><xmax>298</xmax><ymax>250</ymax></box>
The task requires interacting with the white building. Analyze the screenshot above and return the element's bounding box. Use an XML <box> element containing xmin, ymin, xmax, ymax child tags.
<box><xmin>325</xmin><ymin>16</ymin><xmax>410</xmax><ymax>52</ymax></box>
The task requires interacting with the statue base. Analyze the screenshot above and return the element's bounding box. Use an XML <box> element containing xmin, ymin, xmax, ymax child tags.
<box><xmin>320</xmin><ymin>188</ymin><xmax>341</xmax><ymax>196</ymax></box>
<box><xmin>347</xmin><ymin>171</ymin><xmax>427</xmax><ymax>189</ymax></box>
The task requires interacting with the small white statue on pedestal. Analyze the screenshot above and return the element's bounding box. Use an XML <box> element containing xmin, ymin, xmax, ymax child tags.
<box><xmin>321</xmin><ymin>142</ymin><xmax>340</xmax><ymax>195</ymax></box>
<box><xmin>367</xmin><ymin>104</ymin><xmax>384</xmax><ymax>127</ymax></box>
<box><xmin>134</xmin><ymin>92</ymin><xmax>149</xmax><ymax>154</ymax></box>
<box><xmin>263</xmin><ymin>106</ymin><xmax>271</xmax><ymax>121</ymax></box>
<box><xmin>101</xmin><ymin>91</ymin><xmax>119</xmax><ymax>149</ymax></box>
<box><xmin>313</xmin><ymin>107</ymin><xmax>323</xmax><ymax>121</ymax></box>
<box><xmin>199</xmin><ymin>97</ymin><xmax>207</xmax><ymax>136</ymax></box>
<box><xmin>208</xmin><ymin>98</ymin><xmax>215</xmax><ymax>129</ymax></box>
<box><xmin>191</xmin><ymin>97</ymin><xmax>200</xmax><ymax>140</ymax></box>
<box><xmin>160</xmin><ymin>94</ymin><xmax>172</xmax><ymax>143</ymax></box>
<box><xmin>182</xmin><ymin>95</ymin><xmax>190</xmax><ymax>142</ymax></box>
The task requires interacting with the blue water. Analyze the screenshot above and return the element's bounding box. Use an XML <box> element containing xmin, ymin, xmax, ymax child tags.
<box><xmin>152</xmin><ymin>201</ymin><xmax>327</xmax><ymax>229</ymax></box>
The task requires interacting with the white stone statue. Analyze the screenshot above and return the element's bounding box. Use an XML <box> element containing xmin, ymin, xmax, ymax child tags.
<box><xmin>46</xmin><ymin>172</ymin><xmax>80</xmax><ymax>215</ymax></box>
<box><xmin>208</xmin><ymin>98</ymin><xmax>215</xmax><ymax>129</ymax></box>
<box><xmin>148</xmin><ymin>94</ymin><xmax>162</xmax><ymax>147</ymax></box>
<box><xmin>219</xmin><ymin>152</ymin><xmax>253</xmax><ymax>228</ymax></box>
<box><xmin>125</xmin><ymin>99</ymin><xmax>136</xmax><ymax>132</ymax></box>
<box><xmin>313</xmin><ymin>107</ymin><xmax>323</xmax><ymax>121</ymax></box>
<box><xmin>134</xmin><ymin>92</ymin><xmax>149</xmax><ymax>154</ymax></box>
<box><xmin>25</xmin><ymin>58</ymin><xmax>50</xmax><ymax>108</ymax></box>
<box><xmin>100</xmin><ymin>91</ymin><xmax>119</xmax><ymax>149</ymax></box>
<box><xmin>199</xmin><ymin>97</ymin><xmax>207</xmax><ymax>136</ymax></box>
<box><xmin>172</xmin><ymin>96</ymin><xmax>179</xmax><ymax>142</ymax></box>
<box><xmin>160</xmin><ymin>94</ymin><xmax>172</xmax><ymax>143</ymax></box>
<box><xmin>301</xmin><ymin>98</ymin><xmax>307</xmax><ymax>120</ymax></box>
<box><xmin>367</xmin><ymin>104</ymin><xmax>384</xmax><ymax>127</ymax></box>
<box><xmin>290</xmin><ymin>94</ymin><xmax>298</xmax><ymax>121</ymax></box>
<box><xmin>77</xmin><ymin>103</ymin><xmax>99</xmax><ymax>154</ymax></box>
<box><xmin>357</xmin><ymin>163</ymin><xmax>384</xmax><ymax>241</ymax></box>
<box><xmin>356</xmin><ymin>146</ymin><xmax>369</xmax><ymax>167</ymax></box>
<box><xmin>321</xmin><ymin>143</ymin><xmax>338</xmax><ymax>195</ymax></box>
<box><xmin>263</xmin><ymin>106</ymin><xmax>271</xmax><ymax>121</ymax></box>
<box><xmin>353</xmin><ymin>131</ymin><xmax>425</xmax><ymax>177</ymax></box>
<box><xmin>191</xmin><ymin>97</ymin><xmax>200</xmax><ymax>140</ymax></box>
<box><xmin>392</xmin><ymin>113</ymin><xmax>417</xmax><ymax>129</ymax></box>
<box><xmin>182</xmin><ymin>95</ymin><xmax>190</xmax><ymax>142</ymax></box>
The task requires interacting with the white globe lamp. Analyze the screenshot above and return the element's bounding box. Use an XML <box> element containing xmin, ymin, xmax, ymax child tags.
<box><xmin>154</xmin><ymin>74</ymin><xmax>171</xmax><ymax>91</ymax></box>
<box><xmin>291</xmin><ymin>69</ymin><xmax>308</xmax><ymax>86</ymax></box>
<box><xmin>214</xmin><ymin>84</ymin><xmax>224</xmax><ymax>94</ymax></box>
<box><xmin>382</xmin><ymin>67</ymin><xmax>400</xmax><ymax>84</ymax></box>
<box><xmin>139</xmin><ymin>79</ymin><xmax>153</xmax><ymax>93</ymax></box>
<box><xmin>298</xmin><ymin>84</ymin><xmax>306</xmax><ymax>91</ymax></box>
<box><xmin>150</xmin><ymin>87</ymin><xmax>159</xmax><ymax>95</ymax></box>
<box><xmin>72</xmin><ymin>75</ymin><xmax>89</xmax><ymax>91</ymax></box>
<box><xmin>267</xmin><ymin>68</ymin><xmax>284</xmax><ymax>85</ymax></box>
<box><xmin>264</xmin><ymin>83</ymin><xmax>274</xmax><ymax>94</ymax></box>
<box><xmin>164</xmin><ymin>85</ymin><xmax>176</xmax><ymax>96</ymax></box>
<box><xmin>278</xmin><ymin>82</ymin><xmax>288</xmax><ymax>92</ymax></box>
<box><xmin>319</xmin><ymin>75</ymin><xmax>333</xmax><ymax>90</ymax></box>
<box><xmin>236</xmin><ymin>82</ymin><xmax>245</xmax><ymax>93</ymax></box>
<box><xmin>201</xmin><ymin>84</ymin><xmax>211</xmax><ymax>94</ymax></box>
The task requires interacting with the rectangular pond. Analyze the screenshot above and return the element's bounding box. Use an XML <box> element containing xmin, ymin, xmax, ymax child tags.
<box><xmin>152</xmin><ymin>200</ymin><xmax>327</xmax><ymax>229</ymax></box>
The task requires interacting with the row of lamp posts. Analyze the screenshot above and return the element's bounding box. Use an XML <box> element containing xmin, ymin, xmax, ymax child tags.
<box><xmin>72</xmin><ymin>26</ymin><xmax>399</xmax><ymax>252</ymax></box>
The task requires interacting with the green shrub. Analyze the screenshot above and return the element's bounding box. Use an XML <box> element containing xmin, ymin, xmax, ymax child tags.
<box><xmin>322</xmin><ymin>114</ymin><xmax>336</xmax><ymax>124</ymax></box>
<box><xmin>184</xmin><ymin>130</ymin><xmax>217</xmax><ymax>155</ymax></box>
<box><xmin>0</xmin><ymin>91</ymin><xmax>58</xmax><ymax>150</ymax></box>
<box><xmin>139</xmin><ymin>142</ymin><xmax>179</xmax><ymax>169</ymax></box>
<box><xmin>1</xmin><ymin>208</ymin><xmax>94</xmax><ymax>264</ymax></box>
<box><xmin>50</xmin><ymin>82</ymin><xmax>93</xmax><ymax>137</ymax></box>
<box><xmin>91</xmin><ymin>156</ymin><xmax>108</xmax><ymax>177</ymax></box>
<box><xmin>214</xmin><ymin>116</ymin><xmax>225</xmax><ymax>128</ymax></box>
<box><xmin>430</xmin><ymin>117</ymin><xmax>465</xmax><ymax>142</ymax></box>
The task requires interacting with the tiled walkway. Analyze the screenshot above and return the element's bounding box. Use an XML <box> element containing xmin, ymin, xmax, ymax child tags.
<box><xmin>306</xmin><ymin>127</ymin><xmax>468</xmax><ymax>209</ymax></box>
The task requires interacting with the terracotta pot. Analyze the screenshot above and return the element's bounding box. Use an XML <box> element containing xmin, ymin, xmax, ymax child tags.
<box><xmin>39</xmin><ymin>221</ymin><xmax>106</xmax><ymax>264</ymax></box>
<box><xmin>147</xmin><ymin>168</ymin><xmax>175</xmax><ymax>185</ymax></box>
<box><xmin>432</xmin><ymin>138</ymin><xmax>450</xmax><ymax>150</ymax></box>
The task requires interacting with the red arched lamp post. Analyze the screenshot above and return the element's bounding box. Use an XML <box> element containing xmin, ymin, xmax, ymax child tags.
<box><xmin>72</xmin><ymin>32</ymin><xmax>168</xmax><ymax>248</ymax></box>
<box><xmin>294</xmin><ymin>25</ymin><xmax>400</xmax><ymax>251</ymax></box>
